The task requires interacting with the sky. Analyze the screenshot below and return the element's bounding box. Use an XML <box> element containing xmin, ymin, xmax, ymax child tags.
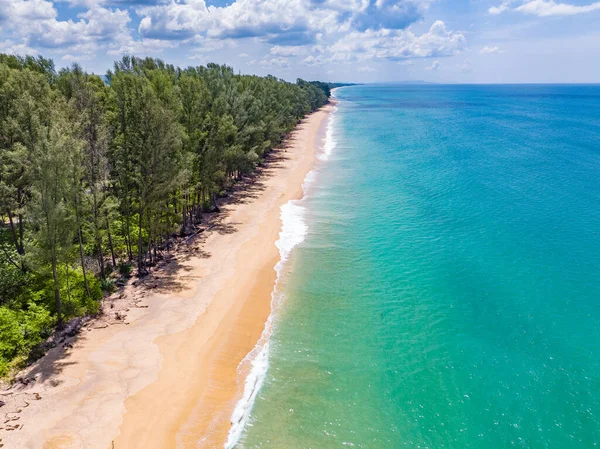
<box><xmin>0</xmin><ymin>0</ymin><xmax>599</xmax><ymax>83</ymax></box>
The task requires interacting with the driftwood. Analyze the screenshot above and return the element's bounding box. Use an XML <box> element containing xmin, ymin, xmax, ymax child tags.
<box><xmin>183</xmin><ymin>224</ymin><xmax>217</xmax><ymax>244</ymax></box>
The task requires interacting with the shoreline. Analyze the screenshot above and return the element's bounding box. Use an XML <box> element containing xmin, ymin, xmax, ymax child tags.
<box><xmin>225</xmin><ymin>97</ymin><xmax>338</xmax><ymax>447</ymax></box>
<box><xmin>0</xmin><ymin>102</ymin><xmax>336</xmax><ymax>449</ymax></box>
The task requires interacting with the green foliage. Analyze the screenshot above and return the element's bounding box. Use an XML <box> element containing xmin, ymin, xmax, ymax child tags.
<box><xmin>25</xmin><ymin>267</ymin><xmax>100</xmax><ymax>320</ymax></box>
<box><xmin>0</xmin><ymin>244</ymin><xmax>28</xmax><ymax>307</ymax></box>
<box><xmin>0</xmin><ymin>303</ymin><xmax>54</xmax><ymax>376</ymax></box>
<box><xmin>0</xmin><ymin>52</ymin><xmax>330</xmax><ymax>376</ymax></box>
<box><xmin>100</xmin><ymin>277</ymin><xmax>116</xmax><ymax>294</ymax></box>
<box><xmin>59</xmin><ymin>267</ymin><xmax>102</xmax><ymax>319</ymax></box>
<box><xmin>0</xmin><ymin>307</ymin><xmax>23</xmax><ymax>363</ymax></box>
<box><xmin>118</xmin><ymin>262</ymin><xmax>132</xmax><ymax>278</ymax></box>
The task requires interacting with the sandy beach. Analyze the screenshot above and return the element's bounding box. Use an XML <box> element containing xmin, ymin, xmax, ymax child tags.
<box><xmin>0</xmin><ymin>102</ymin><xmax>335</xmax><ymax>449</ymax></box>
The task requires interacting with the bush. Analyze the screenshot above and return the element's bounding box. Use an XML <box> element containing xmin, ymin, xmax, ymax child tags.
<box><xmin>28</xmin><ymin>267</ymin><xmax>101</xmax><ymax>320</ymax></box>
<box><xmin>100</xmin><ymin>277</ymin><xmax>116</xmax><ymax>294</ymax></box>
<box><xmin>0</xmin><ymin>308</ymin><xmax>24</xmax><ymax>363</ymax></box>
<box><xmin>0</xmin><ymin>264</ymin><xmax>102</xmax><ymax>377</ymax></box>
<box><xmin>0</xmin><ymin>240</ymin><xmax>29</xmax><ymax>308</ymax></box>
<box><xmin>60</xmin><ymin>268</ymin><xmax>101</xmax><ymax>319</ymax></box>
<box><xmin>0</xmin><ymin>304</ymin><xmax>54</xmax><ymax>376</ymax></box>
<box><xmin>0</xmin><ymin>262</ymin><xmax>27</xmax><ymax>307</ymax></box>
<box><xmin>22</xmin><ymin>302</ymin><xmax>54</xmax><ymax>342</ymax></box>
<box><xmin>118</xmin><ymin>262</ymin><xmax>132</xmax><ymax>278</ymax></box>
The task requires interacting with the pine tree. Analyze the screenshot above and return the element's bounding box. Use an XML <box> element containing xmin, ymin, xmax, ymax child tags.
<box><xmin>29</xmin><ymin>101</ymin><xmax>81</xmax><ymax>326</ymax></box>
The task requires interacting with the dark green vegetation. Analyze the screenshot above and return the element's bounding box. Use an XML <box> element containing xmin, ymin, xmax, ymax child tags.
<box><xmin>0</xmin><ymin>53</ymin><xmax>330</xmax><ymax>376</ymax></box>
<box><xmin>304</xmin><ymin>81</ymin><xmax>359</xmax><ymax>98</ymax></box>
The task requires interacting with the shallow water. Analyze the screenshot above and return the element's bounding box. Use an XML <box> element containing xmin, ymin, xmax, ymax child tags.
<box><xmin>235</xmin><ymin>85</ymin><xmax>600</xmax><ymax>448</ymax></box>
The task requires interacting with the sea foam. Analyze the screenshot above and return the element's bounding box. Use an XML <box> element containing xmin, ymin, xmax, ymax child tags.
<box><xmin>224</xmin><ymin>106</ymin><xmax>338</xmax><ymax>449</ymax></box>
<box><xmin>319</xmin><ymin>105</ymin><xmax>338</xmax><ymax>161</ymax></box>
<box><xmin>224</xmin><ymin>199</ymin><xmax>307</xmax><ymax>449</ymax></box>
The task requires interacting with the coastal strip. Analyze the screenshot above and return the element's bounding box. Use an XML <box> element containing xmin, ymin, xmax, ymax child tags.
<box><xmin>225</xmin><ymin>98</ymin><xmax>339</xmax><ymax>448</ymax></box>
<box><xmin>1</xmin><ymin>102</ymin><xmax>336</xmax><ymax>449</ymax></box>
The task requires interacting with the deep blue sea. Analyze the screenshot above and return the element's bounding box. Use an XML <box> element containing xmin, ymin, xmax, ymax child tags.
<box><xmin>232</xmin><ymin>85</ymin><xmax>600</xmax><ymax>448</ymax></box>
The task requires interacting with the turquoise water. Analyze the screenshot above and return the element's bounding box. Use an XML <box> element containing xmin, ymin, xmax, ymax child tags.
<box><xmin>236</xmin><ymin>85</ymin><xmax>600</xmax><ymax>448</ymax></box>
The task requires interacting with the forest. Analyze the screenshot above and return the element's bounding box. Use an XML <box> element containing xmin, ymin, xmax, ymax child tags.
<box><xmin>0</xmin><ymin>54</ymin><xmax>331</xmax><ymax>376</ymax></box>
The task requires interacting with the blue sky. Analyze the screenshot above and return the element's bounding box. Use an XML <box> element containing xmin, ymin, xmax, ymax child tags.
<box><xmin>1</xmin><ymin>0</ymin><xmax>599</xmax><ymax>83</ymax></box>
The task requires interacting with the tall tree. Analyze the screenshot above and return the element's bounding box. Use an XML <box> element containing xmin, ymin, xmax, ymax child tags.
<box><xmin>57</xmin><ymin>65</ymin><xmax>113</xmax><ymax>279</ymax></box>
<box><xmin>29</xmin><ymin>102</ymin><xmax>80</xmax><ymax>326</ymax></box>
<box><xmin>109</xmin><ymin>68</ymin><xmax>183</xmax><ymax>274</ymax></box>
<box><xmin>0</xmin><ymin>64</ymin><xmax>53</xmax><ymax>267</ymax></box>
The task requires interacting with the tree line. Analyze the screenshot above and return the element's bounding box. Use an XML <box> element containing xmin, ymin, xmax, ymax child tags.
<box><xmin>0</xmin><ymin>54</ymin><xmax>330</xmax><ymax>375</ymax></box>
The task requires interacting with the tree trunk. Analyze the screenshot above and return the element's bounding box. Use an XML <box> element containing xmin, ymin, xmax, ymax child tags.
<box><xmin>52</xmin><ymin>256</ymin><xmax>62</xmax><ymax>328</ymax></box>
<box><xmin>6</xmin><ymin>210</ymin><xmax>24</xmax><ymax>260</ymax></box>
<box><xmin>106</xmin><ymin>215</ymin><xmax>117</xmax><ymax>268</ymax></box>
<box><xmin>182</xmin><ymin>184</ymin><xmax>188</xmax><ymax>232</ymax></box>
<box><xmin>65</xmin><ymin>263</ymin><xmax>72</xmax><ymax>304</ymax></box>
<box><xmin>17</xmin><ymin>188</ymin><xmax>25</xmax><ymax>254</ymax></box>
<box><xmin>125</xmin><ymin>211</ymin><xmax>133</xmax><ymax>262</ymax></box>
<box><xmin>97</xmin><ymin>237</ymin><xmax>105</xmax><ymax>279</ymax></box>
<box><xmin>137</xmin><ymin>206</ymin><xmax>144</xmax><ymax>275</ymax></box>
<box><xmin>124</xmin><ymin>233</ymin><xmax>131</xmax><ymax>263</ymax></box>
<box><xmin>92</xmin><ymin>183</ymin><xmax>105</xmax><ymax>278</ymax></box>
<box><xmin>18</xmin><ymin>212</ymin><xmax>24</xmax><ymax>254</ymax></box>
<box><xmin>76</xmin><ymin>208</ymin><xmax>91</xmax><ymax>299</ymax></box>
<box><xmin>147</xmin><ymin>229</ymin><xmax>153</xmax><ymax>265</ymax></box>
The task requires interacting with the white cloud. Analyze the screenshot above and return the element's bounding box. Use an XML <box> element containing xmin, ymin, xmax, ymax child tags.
<box><xmin>490</xmin><ymin>0</ymin><xmax>600</xmax><ymax>16</ymax></box>
<box><xmin>109</xmin><ymin>38</ymin><xmax>176</xmax><ymax>57</ymax></box>
<box><xmin>136</xmin><ymin>0</ymin><xmax>331</xmax><ymax>44</ymax></box>
<box><xmin>489</xmin><ymin>1</ymin><xmax>512</xmax><ymax>14</ymax></box>
<box><xmin>270</xmin><ymin>45</ymin><xmax>307</xmax><ymax>56</ymax></box>
<box><xmin>0</xmin><ymin>1</ymin><xmax>135</xmax><ymax>60</ymax></box>
<box><xmin>357</xmin><ymin>65</ymin><xmax>376</xmax><ymax>72</ymax></box>
<box><xmin>0</xmin><ymin>0</ymin><xmax>465</xmax><ymax>73</ymax></box>
<box><xmin>134</xmin><ymin>0</ymin><xmax>432</xmax><ymax>46</ymax></box>
<box><xmin>480</xmin><ymin>45</ymin><xmax>503</xmax><ymax>54</ymax></box>
<box><xmin>259</xmin><ymin>56</ymin><xmax>289</xmax><ymax>68</ymax></box>
<box><xmin>517</xmin><ymin>0</ymin><xmax>600</xmax><ymax>15</ymax></box>
<box><xmin>302</xmin><ymin>54</ymin><xmax>325</xmax><ymax>65</ymax></box>
<box><xmin>456</xmin><ymin>59</ymin><xmax>472</xmax><ymax>71</ymax></box>
<box><xmin>0</xmin><ymin>39</ymin><xmax>38</xmax><ymax>56</ymax></box>
<box><xmin>426</xmin><ymin>60</ymin><xmax>441</xmax><ymax>71</ymax></box>
<box><xmin>62</xmin><ymin>52</ymin><xmax>94</xmax><ymax>62</ymax></box>
<box><xmin>328</xmin><ymin>21</ymin><xmax>466</xmax><ymax>63</ymax></box>
<box><xmin>0</xmin><ymin>0</ymin><xmax>56</xmax><ymax>23</ymax></box>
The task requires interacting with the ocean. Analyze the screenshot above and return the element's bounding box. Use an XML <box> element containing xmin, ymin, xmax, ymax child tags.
<box><xmin>229</xmin><ymin>84</ymin><xmax>600</xmax><ymax>448</ymax></box>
